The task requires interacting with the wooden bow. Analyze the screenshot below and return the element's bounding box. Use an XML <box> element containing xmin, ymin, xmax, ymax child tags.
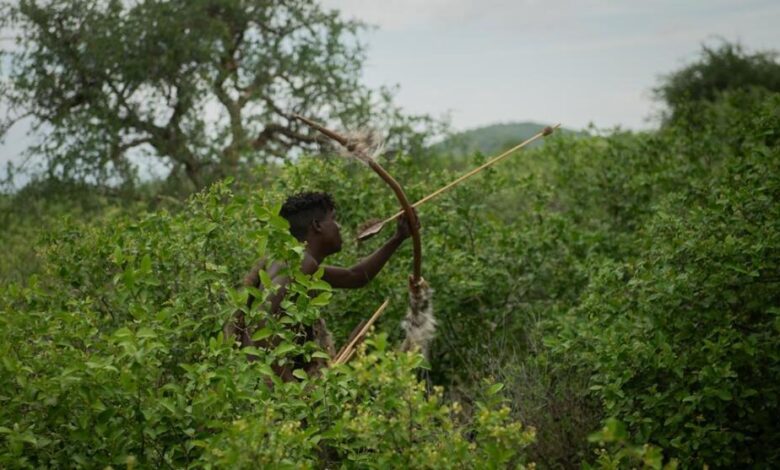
<box><xmin>291</xmin><ymin>114</ymin><xmax>424</xmax><ymax>289</ymax></box>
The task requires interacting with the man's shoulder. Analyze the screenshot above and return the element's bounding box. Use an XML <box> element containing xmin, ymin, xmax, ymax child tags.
<box><xmin>301</xmin><ymin>252</ymin><xmax>320</xmax><ymax>275</ymax></box>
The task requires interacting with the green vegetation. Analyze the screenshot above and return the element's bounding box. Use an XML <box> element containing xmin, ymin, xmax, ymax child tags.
<box><xmin>655</xmin><ymin>41</ymin><xmax>780</xmax><ymax>124</ymax></box>
<box><xmin>0</xmin><ymin>183</ymin><xmax>534</xmax><ymax>467</ymax></box>
<box><xmin>1</xmin><ymin>17</ymin><xmax>778</xmax><ymax>469</ymax></box>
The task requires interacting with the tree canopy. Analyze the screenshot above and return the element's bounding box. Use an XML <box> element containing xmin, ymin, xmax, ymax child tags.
<box><xmin>655</xmin><ymin>41</ymin><xmax>780</xmax><ymax>122</ymax></box>
<box><xmin>0</xmin><ymin>0</ymin><xmax>433</xmax><ymax>189</ymax></box>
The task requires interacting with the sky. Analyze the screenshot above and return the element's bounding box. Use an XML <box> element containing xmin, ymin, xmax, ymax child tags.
<box><xmin>2</xmin><ymin>0</ymin><xmax>779</xmax><ymax>184</ymax></box>
<box><xmin>322</xmin><ymin>0</ymin><xmax>780</xmax><ymax>130</ymax></box>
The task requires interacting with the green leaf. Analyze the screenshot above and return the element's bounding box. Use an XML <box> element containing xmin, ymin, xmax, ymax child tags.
<box><xmin>255</xmin><ymin>236</ymin><xmax>268</xmax><ymax>258</ymax></box>
<box><xmin>160</xmin><ymin>399</ymin><xmax>177</xmax><ymax>414</ymax></box>
<box><xmin>122</xmin><ymin>268</ymin><xmax>136</xmax><ymax>289</ymax></box>
<box><xmin>137</xmin><ymin>327</ymin><xmax>156</xmax><ymax>339</ymax></box>
<box><xmin>91</xmin><ymin>399</ymin><xmax>107</xmax><ymax>412</ymax></box>
<box><xmin>111</xmin><ymin>246</ymin><xmax>124</xmax><ymax>264</ymax></box>
<box><xmin>715</xmin><ymin>388</ymin><xmax>733</xmax><ymax>401</ymax></box>
<box><xmin>274</xmin><ymin>342</ymin><xmax>297</xmax><ymax>356</ymax></box>
<box><xmin>241</xmin><ymin>347</ymin><xmax>263</xmax><ymax>357</ymax></box>
<box><xmin>310</xmin><ymin>279</ymin><xmax>331</xmax><ymax>291</ymax></box>
<box><xmin>113</xmin><ymin>327</ymin><xmax>133</xmax><ymax>340</ymax></box>
<box><xmin>253</xmin><ymin>204</ymin><xmax>270</xmax><ymax>221</ymax></box>
<box><xmin>251</xmin><ymin>328</ymin><xmax>273</xmax><ymax>342</ymax></box>
<box><xmin>310</xmin><ymin>292</ymin><xmax>332</xmax><ymax>307</ymax></box>
<box><xmin>140</xmin><ymin>253</ymin><xmax>152</xmax><ymax>273</ymax></box>
<box><xmin>204</xmin><ymin>220</ymin><xmax>218</xmax><ymax>232</ymax></box>
<box><xmin>259</xmin><ymin>271</ymin><xmax>273</xmax><ymax>289</ymax></box>
<box><xmin>245</xmin><ymin>285</ymin><xmax>265</xmax><ymax>300</ymax></box>
<box><xmin>269</xmin><ymin>214</ymin><xmax>289</xmax><ymax>230</ymax></box>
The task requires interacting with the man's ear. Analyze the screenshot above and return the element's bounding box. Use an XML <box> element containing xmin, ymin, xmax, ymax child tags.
<box><xmin>311</xmin><ymin>219</ymin><xmax>323</xmax><ymax>233</ymax></box>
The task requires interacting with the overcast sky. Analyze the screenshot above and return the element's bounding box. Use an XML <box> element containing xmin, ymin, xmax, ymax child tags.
<box><xmin>323</xmin><ymin>0</ymin><xmax>780</xmax><ymax>130</ymax></box>
<box><xmin>2</xmin><ymin>0</ymin><xmax>779</xmax><ymax>183</ymax></box>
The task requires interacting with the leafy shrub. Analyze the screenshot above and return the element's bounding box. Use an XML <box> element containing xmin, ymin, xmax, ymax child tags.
<box><xmin>0</xmin><ymin>179</ymin><xmax>533</xmax><ymax>467</ymax></box>
<box><xmin>3</xmin><ymin>87</ymin><xmax>779</xmax><ymax>468</ymax></box>
<box><xmin>551</xmin><ymin>93</ymin><xmax>780</xmax><ymax>466</ymax></box>
<box><xmin>585</xmin><ymin>418</ymin><xmax>678</xmax><ymax>470</ymax></box>
<box><xmin>204</xmin><ymin>339</ymin><xmax>534</xmax><ymax>469</ymax></box>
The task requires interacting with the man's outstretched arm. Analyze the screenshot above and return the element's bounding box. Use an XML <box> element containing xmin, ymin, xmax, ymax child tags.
<box><xmin>320</xmin><ymin>234</ymin><xmax>405</xmax><ymax>288</ymax></box>
<box><xmin>314</xmin><ymin>215</ymin><xmax>417</xmax><ymax>289</ymax></box>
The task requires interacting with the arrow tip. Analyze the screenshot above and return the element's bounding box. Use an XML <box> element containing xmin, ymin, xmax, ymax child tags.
<box><xmin>356</xmin><ymin>219</ymin><xmax>385</xmax><ymax>241</ymax></box>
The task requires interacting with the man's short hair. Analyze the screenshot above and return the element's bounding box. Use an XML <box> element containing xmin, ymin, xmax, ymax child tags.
<box><xmin>280</xmin><ymin>191</ymin><xmax>335</xmax><ymax>240</ymax></box>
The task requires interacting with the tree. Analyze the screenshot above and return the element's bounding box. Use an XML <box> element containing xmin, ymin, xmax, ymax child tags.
<box><xmin>0</xmin><ymin>0</ymin><xmax>433</xmax><ymax>190</ymax></box>
<box><xmin>654</xmin><ymin>41</ymin><xmax>780</xmax><ymax>123</ymax></box>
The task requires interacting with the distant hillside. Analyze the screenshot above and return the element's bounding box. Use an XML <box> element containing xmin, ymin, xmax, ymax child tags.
<box><xmin>432</xmin><ymin>122</ymin><xmax>581</xmax><ymax>157</ymax></box>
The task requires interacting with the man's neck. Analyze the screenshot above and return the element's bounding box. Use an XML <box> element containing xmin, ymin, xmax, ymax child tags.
<box><xmin>304</xmin><ymin>242</ymin><xmax>327</xmax><ymax>264</ymax></box>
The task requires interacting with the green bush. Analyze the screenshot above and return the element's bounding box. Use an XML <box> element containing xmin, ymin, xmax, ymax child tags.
<box><xmin>0</xmin><ymin>179</ymin><xmax>534</xmax><ymax>467</ymax></box>
<box><xmin>551</xmin><ymin>93</ymin><xmax>780</xmax><ymax>466</ymax></box>
<box><xmin>2</xmin><ymin>88</ymin><xmax>779</xmax><ymax>467</ymax></box>
<box><xmin>204</xmin><ymin>340</ymin><xmax>534</xmax><ymax>469</ymax></box>
<box><xmin>585</xmin><ymin>418</ymin><xmax>678</xmax><ymax>470</ymax></box>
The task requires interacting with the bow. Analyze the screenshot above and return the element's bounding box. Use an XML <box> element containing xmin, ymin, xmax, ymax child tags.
<box><xmin>292</xmin><ymin>114</ymin><xmax>435</xmax><ymax>357</ymax></box>
<box><xmin>292</xmin><ymin>114</ymin><xmax>423</xmax><ymax>285</ymax></box>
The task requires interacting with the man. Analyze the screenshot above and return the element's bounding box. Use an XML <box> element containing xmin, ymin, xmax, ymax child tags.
<box><xmin>225</xmin><ymin>191</ymin><xmax>416</xmax><ymax>380</ymax></box>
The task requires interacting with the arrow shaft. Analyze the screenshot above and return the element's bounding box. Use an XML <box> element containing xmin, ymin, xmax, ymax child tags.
<box><xmin>380</xmin><ymin>124</ymin><xmax>560</xmax><ymax>226</ymax></box>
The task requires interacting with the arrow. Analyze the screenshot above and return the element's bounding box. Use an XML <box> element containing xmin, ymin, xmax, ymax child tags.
<box><xmin>357</xmin><ymin>123</ymin><xmax>561</xmax><ymax>240</ymax></box>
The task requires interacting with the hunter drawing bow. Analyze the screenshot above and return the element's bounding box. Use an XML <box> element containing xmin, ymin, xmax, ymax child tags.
<box><xmin>292</xmin><ymin>114</ymin><xmax>436</xmax><ymax>359</ymax></box>
<box><xmin>292</xmin><ymin>114</ymin><xmax>423</xmax><ymax>286</ymax></box>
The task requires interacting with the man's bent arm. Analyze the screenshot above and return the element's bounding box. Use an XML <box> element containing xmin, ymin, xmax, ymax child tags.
<box><xmin>319</xmin><ymin>234</ymin><xmax>405</xmax><ymax>288</ymax></box>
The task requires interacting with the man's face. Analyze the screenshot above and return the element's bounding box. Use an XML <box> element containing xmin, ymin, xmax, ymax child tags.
<box><xmin>320</xmin><ymin>209</ymin><xmax>343</xmax><ymax>254</ymax></box>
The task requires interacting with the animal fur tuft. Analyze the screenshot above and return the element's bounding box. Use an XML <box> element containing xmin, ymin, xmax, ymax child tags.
<box><xmin>338</xmin><ymin>129</ymin><xmax>385</xmax><ymax>164</ymax></box>
<box><xmin>401</xmin><ymin>280</ymin><xmax>436</xmax><ymax>359</ymax></box>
